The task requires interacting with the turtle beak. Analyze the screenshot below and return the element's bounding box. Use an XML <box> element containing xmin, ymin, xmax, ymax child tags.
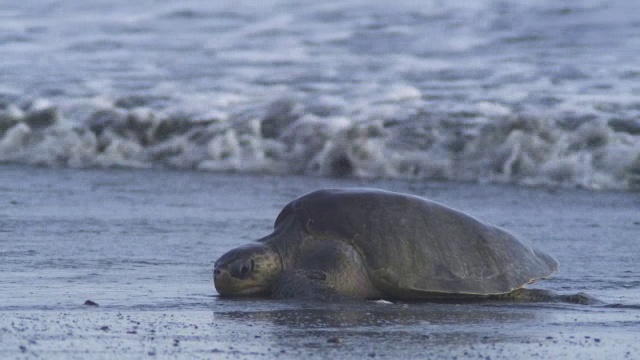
<box><xmin>213</xmin><ymin>262</ymin><xmax>263</xmax><ymax>296</ymax></box>
<box><xmin>213</xmin><ymin>266</ymin><xmax>223</xmax><ymax>281</ymax></box>
<box><xmin>213</xmin><ymin>265</ymin><xmax>232</xmax><ymax>294</ymax></box>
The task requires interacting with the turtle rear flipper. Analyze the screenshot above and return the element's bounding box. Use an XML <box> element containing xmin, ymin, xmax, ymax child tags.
<box><xmin>491</xmin><ymin>288</ymin><xmax>602</xmax><ymax>305</ymax></box>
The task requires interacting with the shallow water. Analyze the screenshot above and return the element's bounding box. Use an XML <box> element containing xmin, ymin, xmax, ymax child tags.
<box><xmin>1</xmin><ymin>165</ymin><xmax>639</xmax><ymax>358</ymax></box>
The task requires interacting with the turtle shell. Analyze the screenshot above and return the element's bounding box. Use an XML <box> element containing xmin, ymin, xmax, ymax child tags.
<box><xmin>270</xmin><ymin>188</ymin><xmax>558</xmax><ymax>297</ymax></box>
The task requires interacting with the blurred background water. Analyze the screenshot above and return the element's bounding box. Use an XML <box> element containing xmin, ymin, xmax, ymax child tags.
<box><xmin>1</xmin><ymin>0</ymin><xmax>639</xmax><ymax>190</ymax></box>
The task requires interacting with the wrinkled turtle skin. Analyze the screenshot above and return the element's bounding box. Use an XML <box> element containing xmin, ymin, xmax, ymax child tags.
<box><xmin>214</xmin><ymin>188</ymin><xmax>559</xmax><ymax>301</ymax></box>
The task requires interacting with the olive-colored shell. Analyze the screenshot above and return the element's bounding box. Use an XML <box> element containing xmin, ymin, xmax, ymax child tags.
<box><xmin>268</xmin><ymin>188</ymin><xmax>558</xmax><ymax>296</ymax></box>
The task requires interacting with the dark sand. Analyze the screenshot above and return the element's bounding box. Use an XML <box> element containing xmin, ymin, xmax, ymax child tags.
<box><xmin>1</xmin><ymin>165</ymin><xmax>639</xmax><ymax>359</ymax></box>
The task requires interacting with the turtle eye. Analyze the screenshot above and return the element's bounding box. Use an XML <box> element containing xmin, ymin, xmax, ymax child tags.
<box><xmin>234</xmin><ymin>259</ymin><xmax>254</xmax><ymax>279</ymax></box>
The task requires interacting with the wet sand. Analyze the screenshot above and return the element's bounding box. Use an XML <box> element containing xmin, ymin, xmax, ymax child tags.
<box><xmin>3</xmin><ymin>301</ymin><xmax>639</xmax><ymax>359</ymax></box>
<box><xmin>1</xmin><ymin>165</ymin><xmax>639</xmax><ymax>359</ymax></box>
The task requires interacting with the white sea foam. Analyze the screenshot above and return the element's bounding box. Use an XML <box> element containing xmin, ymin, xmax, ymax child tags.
<box><xmin>2</xmin><ymin>95</ymin><xmax>638</xmax><ymax>191</ymax></box>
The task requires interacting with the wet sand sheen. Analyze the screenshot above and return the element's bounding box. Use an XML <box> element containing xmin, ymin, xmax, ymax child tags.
<box><xmin>1</xmin><ymin>165</ymin><xmax>639</xmax><ymax>358</ymax></box>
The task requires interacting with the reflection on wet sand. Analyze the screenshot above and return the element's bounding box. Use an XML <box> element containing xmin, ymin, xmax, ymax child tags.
<box><xmin>212</xmin><ymin>299</ymin><xmax>544</xmax><ymax>348</ymax></box>
<box><xmin>214</xmin><ymin>301</ymin><xmax>536</xmax><ymax>328</ymax></box>
<box><xmin>208</xmin><ymin>298</ymin><xmax>639</xmax><ymax>358</ymax></box>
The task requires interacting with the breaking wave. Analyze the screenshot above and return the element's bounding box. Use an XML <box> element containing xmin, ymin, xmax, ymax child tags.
<box><xmin>1</xmin><ymin>95</ymin><xmax>638</xmax><ymax>191</ymax></box>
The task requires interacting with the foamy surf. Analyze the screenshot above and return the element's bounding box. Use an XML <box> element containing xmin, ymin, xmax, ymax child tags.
<box><xmin>1</xmin><ymin>96</ymin><xmax>639</xmax><ymax>190</ymax></box>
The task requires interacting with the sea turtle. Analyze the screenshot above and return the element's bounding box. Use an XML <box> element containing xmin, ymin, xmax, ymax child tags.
<box><xmin>213</xmin><ymin>188</ymin><xmax>560</xmax><ymax>301</ymax></box>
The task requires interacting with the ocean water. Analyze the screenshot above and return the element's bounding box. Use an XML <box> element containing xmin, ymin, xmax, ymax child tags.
<box><xmin>1</xmin><ymin>0</ymin><xmax>639</xmax><ymax>190</ymax></box>
<box><xmin>1</xmin><ymin>165</ymin><xmax>639</xmax><ymax>358</ymax></box>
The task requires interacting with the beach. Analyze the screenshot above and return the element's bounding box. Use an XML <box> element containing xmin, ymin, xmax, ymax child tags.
<box><xmin>2</xmin><ymin>0</ymin><xmax>640</xmax><ymax>357</ymax></box>
<box><xmin>1</xmin><ymin>165</ymin><xmax>639</xmax><ymax>359</ymax></box>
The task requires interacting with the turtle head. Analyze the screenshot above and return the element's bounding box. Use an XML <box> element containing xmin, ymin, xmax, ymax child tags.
<box><xmin>213</xmin><ymin>243</ymin><xmax>282</xmax><ymax>297</ymax></box>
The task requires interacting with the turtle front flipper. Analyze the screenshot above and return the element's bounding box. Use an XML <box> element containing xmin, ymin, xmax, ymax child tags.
<box><xmin>271</xmin><ymin>238</ymin><xmax>382</xmax><ymax>300</ymax></box>
<box><xmin>271</xmin><ymin>269</ymin><xmax>347</xmax><ymax>300</ymax></box>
